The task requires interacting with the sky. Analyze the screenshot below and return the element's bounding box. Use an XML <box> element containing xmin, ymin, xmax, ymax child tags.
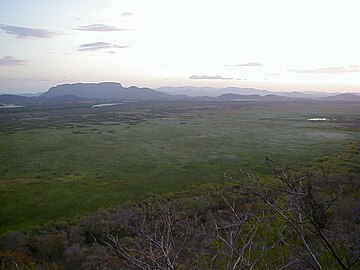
<box><xmin>0</xmin><ymin>0</ymin><xmax>359</xmax><ymax>94</ymax></box>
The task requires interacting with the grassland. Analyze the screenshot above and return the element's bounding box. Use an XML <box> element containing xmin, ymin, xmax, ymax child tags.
<box><xmin>0</xmin><ymin>100</ymin><xmax>358</xmax><ymax>233</ymax></box>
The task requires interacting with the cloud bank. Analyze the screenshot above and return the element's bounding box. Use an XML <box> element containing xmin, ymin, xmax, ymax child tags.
<box><xmin>189</xmin><ymin>75</ymin><xmax>241</xmax><ymax>80</ymax></box>
<box><xmin>120</xmin><ymin>12</ymin><xmax>133</xmax><ymax>17</ymax></box>
<box><xmin>236</xmin><ymin>62</ymin><xmax>262</xmax><ymax>66</ymax></box>
<box><xmin>0</xmin><ymin>24</ymin><xmax>57</xmax><ymax>38</ymax></box>
<box><xmin>78</xmin><ymin>42</ymin><xmax>129</xmax><ymax>51</ymax></box>
<box><xmin>0</xmin><ymin>56</ymin><xmax>27</xmax><ymax>66</ymax></box>
<box><xmin>224</xmin><ymin>62</ymin><xmax>262</xmax><ymax>67</ymax></box>
<box><xmin>288</xmin><ymin>65</ymin><xmax>360</xmax><ymax>75</ymax></box>
<box><xmin>74</xmin><ymin>24</ymin><xmax>132</xmax><ymax>32</ymax></box>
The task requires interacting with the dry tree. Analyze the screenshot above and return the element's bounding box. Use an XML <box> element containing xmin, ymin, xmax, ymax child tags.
<box><xmin>230</xmin><ymin>157</ymin><xmax>360</xmax><ymax>270</ymax></box>
<box><xmin>102</xmin><ymin>201</ymin><xmax>193</xmax><ymax>270</ymax></box>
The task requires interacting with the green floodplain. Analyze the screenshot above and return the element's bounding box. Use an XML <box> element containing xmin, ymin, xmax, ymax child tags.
<box><xmin>0</xmin><ymin>100</ymin><xmax>358</xmax><ymax>233</ymax></box>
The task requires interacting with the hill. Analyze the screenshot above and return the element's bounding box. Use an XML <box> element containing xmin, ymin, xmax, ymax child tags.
<box><xmin>157</xmin><ymin>86</ymin><xmax>351</xmax><ymax>99</ymax></box>
<box><xmin>0</xmin><ymin>82</ymin><xmax>185</xmax><ymax>106</ymax></box>
<box><xmin>217</xmin><ymin>93</ymin><xmax>293</xmax><ymax>101</ymax></box>
<box><xmin>0</xmin><ymin>94</ymin><xmax>89</xmax><ymax>106</ymax></box>
<box><xmin>2</xmin><ymin>83</ymin><xmax>359</xmax><ymax>106</ymax></box>
<box><xmin>158</xmin><ymin>86</ymin><xmax>271</xmax><ymax>97</ymax></box>
<box><xmin>325</xmin><ymin>93</ymin><xmax>360</xmax><ymax>101</ymax></box>
<box><xmin>43</xmin><ymin>82</ymin><xmax>175</xmax><ymax>100</ymax></box>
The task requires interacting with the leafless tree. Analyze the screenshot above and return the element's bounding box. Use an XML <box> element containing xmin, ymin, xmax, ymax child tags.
<box><xmin>233</xmin><ymin>157</ymin><xmax>360</xmax><ymax>270</ymax></box>
<box><xmin>204</xmin><ymin>190</ymin><xmax>300</xmax><ymax>270</ymax></box>
<box><xmin>99</xmin><ymin>158</ymin><xmax>359</xmax><ymax>270</ymax></box>
<box><xmin>102</xmin><ymin>201</ymin><xmax>193</xmax><ymax>270</ymax></box>
<box><xmin>209</xmin><ymin>192</ymin><xmax>267</xmax><ymax>270</ymax></box>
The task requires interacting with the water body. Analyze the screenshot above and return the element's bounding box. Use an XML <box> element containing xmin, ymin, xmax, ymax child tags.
<box><xmin>307</xmin><ymin>118</ymin><xmax>329</xmax><ymax>121</ymax></box>
<box><xmin>92</xmin><ymin>103</ymin><xmax>123</xmax><ymax>108</ymax></box>
<box><xmin>0</xmin><ymin>105</ymin><xmax>23</xmax><ymax>109</ymax></box>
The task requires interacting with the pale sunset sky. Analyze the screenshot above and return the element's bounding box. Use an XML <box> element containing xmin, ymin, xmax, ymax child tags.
<box><xmin>0</xmin><ymin>0</ymin><xmax>359</xmax><ymax>93</ymax></box>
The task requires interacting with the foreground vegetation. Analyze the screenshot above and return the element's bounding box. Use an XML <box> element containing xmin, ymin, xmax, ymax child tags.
<box><xmin>0</xmin><ymin>100</ymin><xmax>358</xmax><ymax>269</ymax></box>
<box><xmin>0</xmin><ymin>100</ymin><xmax>358</xmax><ymax>233</ymax></box>
<box><xmin>0</xmin><ymin>156</ymin><xmax>358</xmax><ymax>269</ymax></box>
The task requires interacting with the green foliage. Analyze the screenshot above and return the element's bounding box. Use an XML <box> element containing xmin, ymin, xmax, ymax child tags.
<box><xmin>0</xmin><ymin>100</ymin><xmax>358</xmax><ymax>233</ymax></box>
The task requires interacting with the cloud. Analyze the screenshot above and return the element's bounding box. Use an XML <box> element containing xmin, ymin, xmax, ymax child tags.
<box><xmin>224</xmin><ymin>62</ymin><xmax>262</xmax><ymax>67</ymax></box>
<box><xmin>0</xmin><ymin>24</ymin><xmax>57</xmax><ymax>38</ymax></box>
<box><xmin>120</xmin><ymin>12</ymin><xmax>133</xmax><ymax>16</ymax></box>
<box><xmin>74</xmin><ymin>24</ymin><xmax>132</xmax><ymax>32</ymax></box>
<box><xmin>189</xmin><ymin>75</ymin><xmax>241</xmax><ymax>80</ymax></box>
<box><xmin>0</xmin><ymin>77</ymin><xmax>52</xmax><ymax>82</ymax></box>
<box><xmin>287</xmin><ymin>65</ymin><xmax>360</xmax><ymax>75</ymax></box>
<box><xmin>236</xmin><ymin>62</ymin><xmax>262</xmax><ymax>66</ymax></box>
<box><xmin>78</xmin><ymin>42</ymin><xmax>129</xmax><ymax>51</ymax></box>
<box><xmin>0</xmin><ymin>56</ymin><xmax>27</xmax><ymax>66</ymax></box>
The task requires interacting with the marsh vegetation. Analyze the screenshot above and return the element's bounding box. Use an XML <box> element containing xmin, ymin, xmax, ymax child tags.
<box><xmin>0</xmin><ymin>100</ymin><xmax>358</xmax><ymax>269</ymax></box>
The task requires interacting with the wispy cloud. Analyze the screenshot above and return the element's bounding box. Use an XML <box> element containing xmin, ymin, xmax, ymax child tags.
<box><xmin>120</xmin><ymin>12</ymin><xmax>133</xmax><ymax>17</ymax></box>
<box><xmin>189</xmin><ymin>75</ymin><xmax>241</xmax><ymax>80</ymax></box>
<box><xmin>0</xmin><ymin>77</ymin><xmax>52</xmax><ymax>82</ymax></box>
<box><xmin>224</xmin><ymin>62</ymin><xmax>262</xmax><ymax>67</ymax></box>
<box><xmin>74</xmin><ymin>24</ymin><xmax>132</xmax><ymax>32</ymax></box>
<box><xmin>287</xmin><ymin>65</ymin><xmax>360</xmax><ymax>75</ymax></box>
<box><xmin>0</xmin><ymin>56</ymin><xmax>27</xmax><ymax>66</ymax></box>
<box><xmin>78</xmin><ymin>42</ymin><xmax>129</xmax><ymax>51</ymax></box>
<box><xmin>236</xmin><ymin>62</ymin><xmax>262</xmax><ymax>66</ymax></box>
<box><xmin>0</xmin><ymin>24</ymin><xmax>57</xmax><ymax>38</ymax></box>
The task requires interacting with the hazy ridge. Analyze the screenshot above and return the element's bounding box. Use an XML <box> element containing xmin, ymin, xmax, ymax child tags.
<box><xmin>0</xmin><ymin>82</ymin><xmax>359</xmax><ymax>106</ymax></box>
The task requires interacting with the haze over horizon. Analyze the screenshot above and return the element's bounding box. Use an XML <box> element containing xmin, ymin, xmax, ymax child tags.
<box><xmin>1</xmin><ymin>0</ymin><xmax>359</xmax><ymax>94</ymax></box>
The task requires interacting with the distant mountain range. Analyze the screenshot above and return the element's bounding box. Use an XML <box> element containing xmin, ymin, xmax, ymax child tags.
<box><xmin>156</xmin><ymin>86</ymin><xmax>345</xmax><ymax>99</ymax></box>
<box><xmin>0</xmin><ymin>82</ymin><xmax>183</xmax><ymax>106</ymax></box>
<box><xmin>0</xmin><ymin>94</ymin><xmax>89</xmax><ymax>106</ymax></box>
<box><xmin>0</xmin><ymin>82</ymin><xmax>359</xmax><ymax>107</ymax></box>
<box><xmin>324</xmin><ymin>93</ymin><xmax>360</xmax><ymax>101</ymax></box>
<box><xmin>216</xmin><ymin>93</ymin><xmax>293</xmax><ymax>101</ymax></box>
<box><xmin>157</xmin><ymin>86</ymin><xmax>271</xmax><ymax>97</ymax></box>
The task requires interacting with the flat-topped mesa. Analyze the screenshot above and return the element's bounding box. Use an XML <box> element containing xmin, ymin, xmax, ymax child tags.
<box><xmin>41</xmin><ymin>82</ymin><xmax>173</xmax><ymax>100</ymax></box>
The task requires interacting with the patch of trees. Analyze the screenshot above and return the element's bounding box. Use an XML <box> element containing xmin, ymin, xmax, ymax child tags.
<box><xmin>1</xmin><ymin>160</ymin><xmax>359</xmax><ymax>269</ymax></box>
